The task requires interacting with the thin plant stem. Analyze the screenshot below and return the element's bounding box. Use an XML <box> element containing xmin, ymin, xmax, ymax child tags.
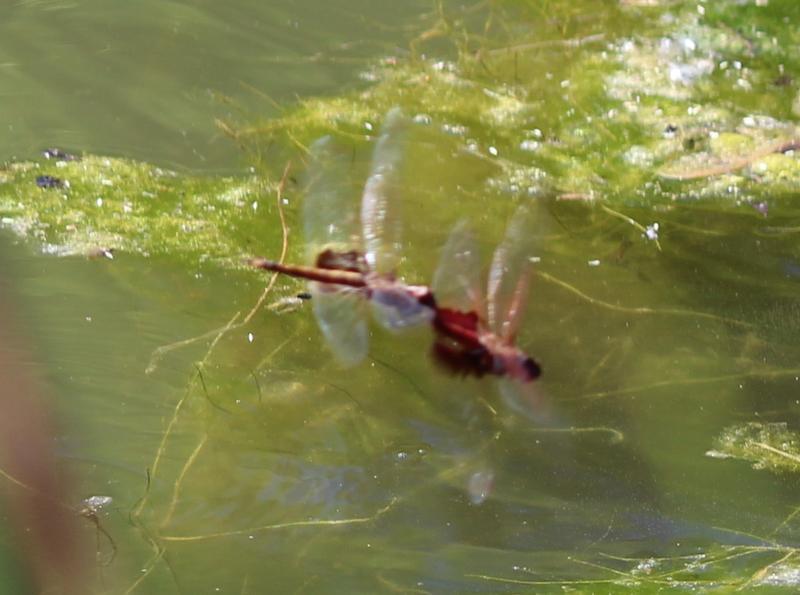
<box><xmin>160</xmin><ymin>498</ymin><xmax>397</xmax><ymax>543</ymax></box>
<box><xmin>244</xmin><ymin>162</ymin><xmax>292</xmax><ymax>324</ymax></box>
<box><xmin>600</xmin><ymin>204</ymin><xmax>662</xmax><ymax>251</ymax></box>
<box><xmin>132</xmin><ymin>312</ymin><xmax>240</xmax><ymax>518</ymax></box>
<box><xmin>537</xmin><ymin>271</ymin><xmax>750</xmax><ymax>328</ymax></box>
<box><xmin>160</xmin><ymin>434</ymin><xmax>208</xmax><ymax>528</ymax></box>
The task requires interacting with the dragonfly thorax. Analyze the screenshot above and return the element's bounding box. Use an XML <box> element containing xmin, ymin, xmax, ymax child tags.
<box><xmin>368</xmin><ymin>277</ymin><xmax>436</xmax><ymax>330</ymax></box>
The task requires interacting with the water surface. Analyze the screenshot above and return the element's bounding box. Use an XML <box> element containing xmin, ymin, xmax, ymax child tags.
<box><xmin>2</xmin><ymin>0</ymin><xmax>800</xmax><ymax>592</ymax></box>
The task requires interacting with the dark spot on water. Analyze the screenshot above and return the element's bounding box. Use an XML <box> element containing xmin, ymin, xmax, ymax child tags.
<box><xmin>36</xmin><ymin>175</ymin><xmax>63</xmax><ymax>189</ymax></box>
<box><xmin>772</xmin><ymin>74</ymin><xmax>792</xmax><ymax>87</ymax></box>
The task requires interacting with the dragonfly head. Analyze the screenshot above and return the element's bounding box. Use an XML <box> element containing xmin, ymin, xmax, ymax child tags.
<box><xmin>316</xmin><ymin>249</ymin><xmax>369</xmax><ymax>274</ymax></box>
<box><xmin>520</xmin><ymin>356</ymin><xmax>542</xmax><ymax>381</ymax></box>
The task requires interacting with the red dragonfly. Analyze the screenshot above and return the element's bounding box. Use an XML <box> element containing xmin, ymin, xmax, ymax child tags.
<box><xmin>251</xmin><ymin>109</ymin><xmax>546</xmax><ymax>406</ymax></box>
<box><xmin>250</xmin><ymin>109</ymin><xmax>436</xmax><ymax>365</ymax></box>
<box><xmin>430</xmin><ymin>205</ymin><xmax>550</xmax><ymax>420</ymax></box>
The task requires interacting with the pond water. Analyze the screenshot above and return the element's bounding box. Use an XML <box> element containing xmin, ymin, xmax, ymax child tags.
<box><xmin>1</xmin><ymin>0</ymin><xmax>800</xmax><ymax>593</ymax></box>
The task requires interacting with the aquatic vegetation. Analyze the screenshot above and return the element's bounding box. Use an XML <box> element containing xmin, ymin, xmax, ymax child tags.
<box><xmin>222</xmin><ymin>0</ymin><xmax>800</xmax><ymax>206</ymax></box>
<box><xmin>0</xmin><ymin>2</ymin><xmax>797</xmax><ymax>271</ymax></box>
<box><xmin>0</xmin><ymin>154</ymin><xmax>277</xmax><ymax>265</ymax></box>
<box><xmin>4</xmin><ymin>1</ymin><xmax>800</xmax><ymax>593</ymax></box>
<box><xmin>469</xmin><ymin>542</ymin><xmax>800</xmax><ymax>590</ymax></box>
<box><xmin>708</xmin><ymin>422</ymin><xmax>800</xmax><ymax>474</ymax></box>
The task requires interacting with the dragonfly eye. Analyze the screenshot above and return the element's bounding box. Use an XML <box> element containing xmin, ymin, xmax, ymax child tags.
<box><xmin>522</xmin><ymin>357</ymin><xmax>542</xmax><ymax>381</ymax></box>
<box><xmin>315</xmin><ymin>249</ymin><xmax>368</xmax><ymax>273</ymax></box>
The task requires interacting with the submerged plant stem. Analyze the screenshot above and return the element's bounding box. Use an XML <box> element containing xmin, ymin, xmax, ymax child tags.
<box><xmin>660</xmin><ymin>138</ymin><xmax>800</xmax><ymax>181</ymax></box>
<box><xmin>738</xmin><ymin>550</ymin><xmax>796</xmax><ymax>592</ymax></box>
<box><xmin>576</xmin><ymin>367</ymin><xmax>800</xmax><ymax>401</ymax></box>
<box><xmin>160</xmin><ymin>498</ymin><xmax>398</xmax><ymax>543</ymax></box>
<box><xmin>244</xmin><ymin>161</ymin><xmax>292</xmax><ymax>324</ymax></box>
<box><xmin>753</xmin><ymin>441</ymin><xmax>800</xmax><ymax>465</ymax></box>
<box><xmin>528</xmin><ymin>425</ymin><xmax>624</xmax><ymax>443</ymax></box>
<box><xmin>160</xmin><ymin>434</ymin><xmax>208</xmax><ymax>529</ymax></box>
<box><xmin>772</xmin><ymin>504</ymin><xmax>800</xmax><ymax>538</ymax></box>
<box><xmin>467</xmin><ymin>574</ymin><xmax>628</xmax><ymax>587</ymax></box>
<box><xmin>145</xmin><ymin>160</ymin><xmax>291</xmax><ymax>374</ymax></box>
<box><xmin>600</xmin><ymin>205</ymin><xmax>661</xmax><ymax>251</ymax></box>
<box><xmin>254</xmin><ymin>333</ymin><xmax>296</xmax><ymax>373</ymax></box>
<box><xmin>537</xmin><ymin>271</ymin><xmax>750</xmax><ymax>327</ymax></box>
<box><xmin>132</xmin><ymin>312</ymin><xmax>240</xmax><ymax>518</ymax></box>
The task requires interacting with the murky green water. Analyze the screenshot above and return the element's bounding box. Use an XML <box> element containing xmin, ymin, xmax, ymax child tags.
<box><xmin>2</xmin><ymin>0</ymin><xmax>800</xmax><ymax>593</ymax></box>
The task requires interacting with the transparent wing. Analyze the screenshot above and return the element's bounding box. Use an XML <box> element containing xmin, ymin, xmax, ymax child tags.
<box><xmin>360</xmin><ymin>108</ymin><xmax>407</xmax><ymax>274</ymax></box>
<box><xmin>370</xmin><ymin>286</ymin><xmax>435</xmax><ymax>332</ymax></box>
<box><xmin>311</xmin><ymin>283</ymin><xmax>368</xmax><ymax>366</ymax></box>
<box><xmin>486</xmin><ymin>204</ymin><xmax>544</xmax><ymax>340</ymax></box>
<box><xmin>303</xmin><ymin>136</ymin><xmax>361</xmax><ymax>263</ymax></box>
<box><xmin>497</xmin><ymin>378</ymin><xmax>555</xmax><ymax>426</ymax></box>
<box><xmin>432</xmin><ymin>219</ymin><xmax>484</xmax><ymax>314</ymax></box>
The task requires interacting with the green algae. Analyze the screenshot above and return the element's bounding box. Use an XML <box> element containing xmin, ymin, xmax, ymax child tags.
<box><xmin>709</xmin><ymin>132</ymin><xmax>756</xmax><ymax>158</ymax></box>
<box><xmin>0</xmin><ymin>154</ymin><xmax>277</xmax><ymax>265</ymax></box>
<box><xmin>1</xmin><ymin>1</ymin><xmax>798</xmax><ymax>264</ymax></box>
<box><xmin>221</xmin><ymin>0</ymin><xmax>800</xmax><ymax>208</ymax></box>
<box><xmin>752</xmin><ymin>151</ymin><xmax>800</xmax><ymax>189</ymax></box>
<box><xmin>709</xmin><ymin>422</ymin><xmax>800</xmax><ymax>475</ymax></box>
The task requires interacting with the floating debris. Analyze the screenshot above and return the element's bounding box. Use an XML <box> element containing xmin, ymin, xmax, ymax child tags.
<box><xmin>267</xmin><ymin>294</ymin><xmax>310</xmax><ymax>314</ymax></box>
<box><xmin>80</xmin><ymin>495</ymin><xmax>113</xmax><ymax>515</ymax></box>
<box><xmin>467</xmin><ymin>469</ymin><xmax>494</xmax><ymax>505</ymax></box>
<box><xmin>644</xmin><ymin>222</ymin><xmax>659</xmax><ymax>241</ymax></box>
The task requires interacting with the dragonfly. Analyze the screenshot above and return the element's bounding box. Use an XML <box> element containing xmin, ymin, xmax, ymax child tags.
<box><xmin>430</xmin><ymin>205</ymin><xmax>550</xmax><ymax>420</ymax></box>
<box><xmin>250</xmin><ymin>109</ymin><xmax>436</xmax><ymax>365</ymax></box>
